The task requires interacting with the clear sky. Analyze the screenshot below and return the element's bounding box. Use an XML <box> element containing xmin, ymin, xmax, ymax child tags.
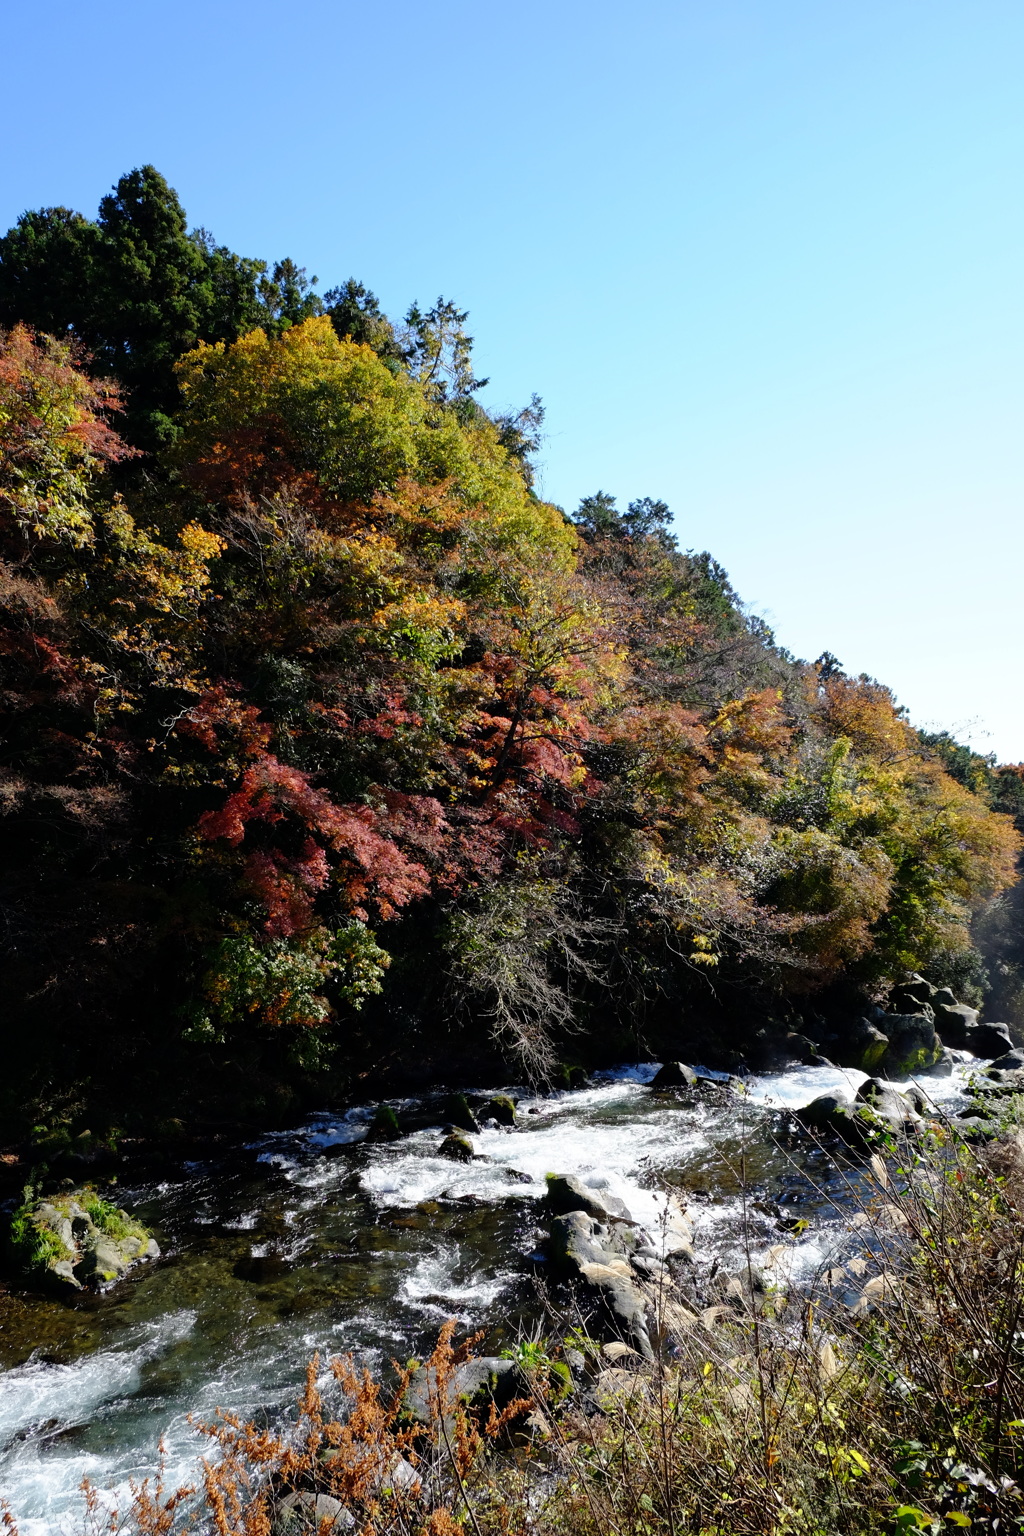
<box><xmin>4</xmin><ymin>1</ymin><xmax>1022</xmax><ymax>760</ymax></box>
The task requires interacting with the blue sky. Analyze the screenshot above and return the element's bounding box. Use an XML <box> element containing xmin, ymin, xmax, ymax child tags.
<box><xmin>5</xmin><ymin>0</ymin><xmax>1023</xmax><ymax>759</ymax></box>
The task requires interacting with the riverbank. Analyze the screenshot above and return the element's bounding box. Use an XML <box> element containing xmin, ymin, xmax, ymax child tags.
<box><xmin>3</xmin><ymin>1054</ymin><xmax>1022</xmax><ymax>1535</ymax></box>
<box><xmin>0</xmin><ymin>1052</ymin><xmax>1002</xmax><ymax>1532</ymax></box>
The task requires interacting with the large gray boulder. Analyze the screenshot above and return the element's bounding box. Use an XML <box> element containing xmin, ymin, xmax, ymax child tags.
<box><xmin>967</xmin><ymin>1022</ymin><xmax>1014</xmax><ymax>1059</ymax></box>
<box><xmin>794</xmin><ymin>1094</ymin><xmax>866</xmax><ymax>1146</ymax></box>
<box><xmin>545</xmin><ymin>1173</ymin><xmax>632</xmax><ymax>1223</ymax></box>
<box><xmin>547</xmin><ymin>1209</ymin><xmax>652</xmax><ymax>1359</ymax></box>
<box><xmin>876</xmin><ymin>1013</ymin><xmax>941</xmax><ymax>1077</ymax></box>
<box><xmin>933</xmin><ymin>1002</ymin><xmax>979</xmax><ymax>1048</ymax></box>
<box><xmin>854</xmin><ymin>1079</ymin><xmax>921</xmax><ymax>1132</ymax></box>
<box><xmin>795</xmin><ymin>1083</ymin><xmax>924</xmax><ymax>1148</ymax></box>
<box><xmin>989</xmin><ymin>1048</ymin><xmax>1024</xmax><ymax>1072</ymax></box>
<box><xmin>834</xmin><ymin>1018</ymin><xmax>890</xmax><ymax>1074</ymax></box>
<box><xmin>888</xmin><ymin>974</ymin><xmax>935</xmax><ymax>1013</ymax></box>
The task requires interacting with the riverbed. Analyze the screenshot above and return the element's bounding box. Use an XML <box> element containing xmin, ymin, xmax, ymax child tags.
<box><xmin>0</xmin><ymin>1059</ymin><xmax>978</xmax><ymax>1531</ymax></box>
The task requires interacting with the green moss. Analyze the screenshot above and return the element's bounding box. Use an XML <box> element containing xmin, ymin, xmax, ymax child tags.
<box><xmin>443</xmin><ymin>1094</ymin><xmax>478</xmax><ymax>1133</ymax></box>
<box><xmin>6</xmin><ymin>1185</ymin><xmax>152</xmax><ymax>1286</ymax></box>
<box><xmin>81</xmin><ymin>1193</ymin><xmax>149</xmax><ymax>1247</ymax></box>
<box><xmin>484</xmin><ymin>1095</ymin><xmax>516</xmax><ymax>1126</ymax></box>
<box><xmin>367</xmin><ymin>1104</ymin><xmax>402</xmax><ymax>1142</ymax></box>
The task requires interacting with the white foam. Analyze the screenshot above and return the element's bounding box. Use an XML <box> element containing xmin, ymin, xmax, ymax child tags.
<box><xmin>0</xmin><ymin>1313</ymin><xmax>197</xmax><ymax>1536</ymax></box>
<box><xmin>743</xmin><ymin>1059</ymin><xmax>981</xmax><ymax>1112</ymax></box>
<box><xmin>399</xmin><ymin>1255</ymin><xmax>513</xmax><ymax>1322</ymax></box>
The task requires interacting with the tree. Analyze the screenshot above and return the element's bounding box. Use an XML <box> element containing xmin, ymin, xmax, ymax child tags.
<box><xmin>324</xmin><ymin>279</ymin><xmax>403</xmax><ymax>363</ymax></box>
<box><xmin>402</xmin><ymin>296</ymin><xmax>488</xmax><ymax>406</ymax></box>
<box><xmin>0</xmin><ymin>168</ymin><xmax>325</xmax><ymax>451</ymax></box>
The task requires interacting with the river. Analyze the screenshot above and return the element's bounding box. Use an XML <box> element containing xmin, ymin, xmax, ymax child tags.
<box><xmin>0</xmin><ymin>1059</ymin><xmax>978</xmax><ymax>1531</ymax></box>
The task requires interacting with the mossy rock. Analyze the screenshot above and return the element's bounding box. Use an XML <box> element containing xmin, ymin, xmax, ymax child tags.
<box><xmin>550</xmin><ymin>1064</ymin><xmax>590</xmax><ymax>1090</ymax></box>
<box><xmin>366</xmin><ymin>1104</ymin><xmax>402</xmax><ymax>1142</ymax></box>
<box><xmin>6</xmin><ymin>1185</ymin><xmax>159</xmax><ymax>1296</ymax></box>
<box><xmin>483</xmin><ymin>1095</ymin><xmax>516</xmax><ymax>1126</ymax></box>
<box><xmin>438</xmin><ymin>1132</ymin><xmax>474</xmax><ymax>1163</ymax></box>
<box><xmin>443</xmin><ymin>1093</ymin><xmax>479</xmax><ymax>1133</ymax></box>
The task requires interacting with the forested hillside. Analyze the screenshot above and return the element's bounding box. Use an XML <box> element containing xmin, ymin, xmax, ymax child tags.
<box><xmin>1</xmin><ymin>167</ymin><xmax>1021</xmax><ymax>1135</ymax></box>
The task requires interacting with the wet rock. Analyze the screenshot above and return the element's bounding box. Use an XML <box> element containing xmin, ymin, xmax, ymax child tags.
<box><xmin>272</xmin><ymin>1491</ymin><xmax>355</xmax><ymax>1534</ymax></box>
<box><xmin>967</xmin><ymin>1021</ymin><xmax>1014</xmax><ymax>1059</ymax></box>
<box><xmin>443</xmin><ymin>1094</ymin><xmax>480</xmax><ymax>1134</ymax></box>
<box><xmin>925</xmin><ymin>1048</ymin><xmax>955</xmax><ymax>1077</ymax></box>
<box><xmin>889</xmin><ymin>973</ymin><xmax>936</xmax><ymax>1012</ymax></box>
<box><xmin>551</xmin><ymin>1064</ymin><xmax>591</xmax><ymax>1090</ymax></box>
<box><xmin>834</xmin><ymin>1018</ymin><xmax>890</xmax><ymax>1074</ymax></box>
<box><xmin>876</xmin><ymin>1012</ymin><xmax>941</xmax><ymax>1077</ymax></box>
<box><xmin>545</xmin><ymin>1173</ymin><xmax>632</xmax><ymax>1223</ymax></box>
<box><xmin>366</xmin><ymin>1105</ymin><xmax>403</xmax><ymax>1143</ymax></box>
<box><xmin>482</xmin><ymin>1095</ymin><xmax>517</xmax><ymax>1126</ymax></box>
<box><xmin>989</xmin><ymin>1047</ymin><xmax>1024</xmax><ymax>1072</ymax></box>
<box><xmin>6</xmin><ymin>1187</ymin><xmax>159</xmax><ymax>1295</ymax></box>
<box><xmin>933</xmin><ymin>1002</ymin><xmax>979</xmax><ymax>1049</ymax></box>
<box><xmin>793</xmin><ymin>1093</ymin><xmax>872</xmax><ymax>1149</ymax></box>
<box><xmin>650</xmin><ymin>1062</ymin><xmax>698</xmax><ymax>1089</ymax></box>
<box><xmin>438</xmin><ymin>1132</ymin><xmax>474</xmax><ymax>1163</ymax></box>
<box><xmin>547</xmin><ymin>1209</ymin><xmax>652</xmax><ymax>1358</ymax></box>
<box><xmin>854</xmin><ymin>1079</ymin><xmax>921</xmax><ymax>1132</ymax></box>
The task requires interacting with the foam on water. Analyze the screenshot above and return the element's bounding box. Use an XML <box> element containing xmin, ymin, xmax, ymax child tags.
<box><xmin>400</xmin><ymin>1254</ymin><xmax>514</xmax><ymax>1322</ymax></box>
<box><xmin>744</xmin><ymin>1058</ymin><xmax>980</xmax><ymax>1111</ymax></box>
<box><xmin>357</xmin><ymin>1082</ymin><xmax>705</xmax><ymax>1234</ymax></box>
<box><xmin>0</xmin><ymin>1313</ymin><xmax>197</xmax><ymax>1535</ymax></box>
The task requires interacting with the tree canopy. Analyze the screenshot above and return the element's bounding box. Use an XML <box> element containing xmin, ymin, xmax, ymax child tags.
<box><xmin>0</xmin><ymin>167</ymin><xmax>1020</xmax><ymax>1130</ymax></box>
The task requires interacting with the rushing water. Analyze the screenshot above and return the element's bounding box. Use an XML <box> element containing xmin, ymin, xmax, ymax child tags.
<box><xmin>0</xmin><ymin>1059</ymin><xmax>979</xmax><ymax>1531</ymax></box>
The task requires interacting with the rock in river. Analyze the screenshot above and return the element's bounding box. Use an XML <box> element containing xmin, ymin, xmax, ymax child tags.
<box><xmin>6</xmin><ymin>1186</ymin><xmax>159</xmax><ymax>1295</ymax></box>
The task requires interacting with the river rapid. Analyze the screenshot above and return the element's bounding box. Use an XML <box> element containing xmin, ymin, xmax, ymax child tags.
<box><xmin>0</xmin><ymin>1059</ymin><xmax>979</xmax><ymax>1531</ymax></box>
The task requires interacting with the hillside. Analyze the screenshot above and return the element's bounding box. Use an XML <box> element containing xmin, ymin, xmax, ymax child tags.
<box><xmin>1</xmin><ymin>166</ymin><xmax>1022</xmax><ymax>1138</ymax></box>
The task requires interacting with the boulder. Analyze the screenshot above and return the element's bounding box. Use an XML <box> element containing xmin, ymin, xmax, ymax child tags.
<box><xmin>545</xmin><ymin>1173</ymin><xmax>632</xmax><ymax>1223</ymax></box>
<box><xmin>933</xmin><ymin>1003</ymin><xmax>979</xmax><ymax>1049</ymax></box>
<box><xmin>482</xmin><ymin>1095</ymin><xmax>516</xmax><ymax>1126</ymax></box>
<box><xmin>438</xmin><ymin>1132</ymin><xmax>474</xmax><ymax>1163</ymax></box>
<box><xmin>989</xmin><ymin>1048</ymin><xmax>1024</xmax><ymax>1073</ymax></box>
<box><xmin>932</xmin><ymin>986</ymin><xmax>958</xmax><ymax>1008</ymax></box>
<box><xmin>443</xmin><ymin>1094</ymin><xmax>480</xmax><ymax>1133</ymax></box>
<box><xmin>834</xmin><ymin>1018</ymin><xmax>890</xmax><ymax>1074</ymax></box>
<box><xmin>272</xmin><ymin>1492</ymin><xmax>355</xmax><ymax>1535</ymax></box>
<box><xmin>876</xmin><ymin>1013</ymin><xmax>941</xmax><ymax>1077</ymax></box>
<box><xmin>650</xmin><ymin>1062</ymin><xmax>698</xmax><ymax>1089</ymax></box>
<box><xmin>967</xmin><ymin>1022</ymin><xmax>1014</xmax><ymax>1059</ymax></box>
<box><xmin>367</xmin><ymin>1105</ymin><xmax>403</xmax><ymax>1142</ymax></box>
<box><xmin>547</xmin><ymin>1208</ymin><xmax>652</xmax><ymax>1358</ymax></box>
<box><xmin>854</xmin><ymin>1079</ymin><xmax>921</xmax><ymax>1132</ymax></box>
<box><xmin>925</xmin><ymin>1048</ymin><xmax>955</xmax><ymax>1078</ymax></box>
<box><xmin>795</xmin><ymin>1094</ymin><xmax>866</xmax><ymax>1146</ymax></box>
<box><xmin>6</xmin><ymin>1187</ymin><xmax>159</xmax><ymax>1295</ymax></box>
<box><xmin>888</xmin><ymin>974</ymin><xmax>935</xmax><ymax>1012</ymax></box>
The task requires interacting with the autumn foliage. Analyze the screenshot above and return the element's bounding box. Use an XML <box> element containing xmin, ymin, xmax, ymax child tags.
<box><xmin>0</xmin><ymin>168</ymin><xmax>1021</xmax><ymax>1124</ymax></box>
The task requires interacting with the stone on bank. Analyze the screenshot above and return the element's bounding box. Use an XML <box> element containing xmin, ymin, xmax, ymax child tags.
<box><xmin>6</xmin><ymin>1185</ymin><xmax>159</xmax><ymax>1295</ymax></box>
